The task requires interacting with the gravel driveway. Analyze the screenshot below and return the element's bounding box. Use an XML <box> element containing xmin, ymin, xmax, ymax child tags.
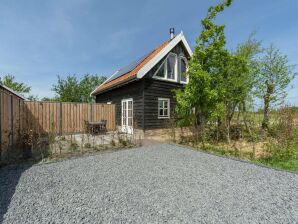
<box><xmin>1</xmin><ymin>144</ymin><xmax>297</xmax><ymax>224</ymax></box>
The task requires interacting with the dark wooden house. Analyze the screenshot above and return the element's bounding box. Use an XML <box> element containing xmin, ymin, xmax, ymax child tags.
<box><xmin>91</xmin><ymin>32</ymin><xmax>192</xmax><ymax>136</ymax></box>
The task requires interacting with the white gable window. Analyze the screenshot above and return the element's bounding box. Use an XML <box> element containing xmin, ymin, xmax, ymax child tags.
<box><xmin>179</xmin><ymin>56</ymin><xmax>188</xmax><ymax>83</ymax></box>
<box><xmin>167</xmin><ymin>53</ymin><xmax>177</xmax><ymax>80</ymax></box>
<box><xmin>158</xmin><ymin>98</ymin><xmax>170</xmax><ymax>119</ymax></box>
<box><xmin>153</xmin><ymin>53</ymin><xmax>177</xmax><ymax>82</ymax></box>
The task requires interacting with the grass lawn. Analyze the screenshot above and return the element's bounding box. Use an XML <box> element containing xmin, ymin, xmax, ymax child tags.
<box><xmin>257</xmin><ymin>158</ymin><xmax>298</xmax><ymax>173</ymax></box>
<box><xmin>190</xmin><ymin>142</ymin><xmax>298</xmax><ymax>173</ymax></box>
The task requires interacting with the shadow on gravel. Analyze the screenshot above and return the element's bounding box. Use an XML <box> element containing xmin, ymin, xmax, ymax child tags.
<box><xmin>0</xmin><ymin>164</ymin><xmax>32</xmax><ymax>223</ymax></box>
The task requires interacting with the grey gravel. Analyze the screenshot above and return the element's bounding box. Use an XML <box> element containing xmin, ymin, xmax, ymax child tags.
<box><xmin>1</xmin><ymin>144</ymin><xmax>298</xmax><ymax>224</ymax></box>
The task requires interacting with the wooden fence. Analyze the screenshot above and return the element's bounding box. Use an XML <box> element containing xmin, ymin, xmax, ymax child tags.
<box><xmin>0</xmin><ymin>87</ymin><xmax>25</xmax><ymax>161</ymax></box>
<box><xmin>0</xmin><ymin>90</ymin><xmax>115</xmax><ymax>162</ymax></box>
<box><xmin>24</xmin><ymin>102</ymin><xmax>115</xmax><ymax>134</ymax></box>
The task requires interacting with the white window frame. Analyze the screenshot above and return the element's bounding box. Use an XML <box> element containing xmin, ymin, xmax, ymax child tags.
<box><xmin>158</xmin><ymin>98</ymin><xmax>170</xmax><ymax>119</ymax></box>
<box><xmin>121</xmin><ymin>98</ymin><xmax>133</xmax><ymax>134</ymax></box>
<box><xmin>179</xmin><ymin>56</ymin><xmax>188</xmax><ymax>84</ymax></box>
<box><xmin>153</xmin><ymin>53</ymin><xmax>178</xmax><ymax>82</ymax></box>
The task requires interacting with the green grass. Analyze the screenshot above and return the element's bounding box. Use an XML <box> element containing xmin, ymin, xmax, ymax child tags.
<box><xmin>257</xmin><ymin>158</ymin><xmax>298</xmax><ymax>172</ymax></box>
<box><xmin>195</xmin><ymin>143</ymin><xmax>298</xmax><ymax>173</ymax></box>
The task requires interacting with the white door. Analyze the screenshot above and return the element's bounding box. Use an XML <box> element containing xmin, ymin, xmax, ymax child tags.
<box><xmin>121</xmin><ymin>98</ymin><xmax>133</xmax><ymax>134</ymax></box>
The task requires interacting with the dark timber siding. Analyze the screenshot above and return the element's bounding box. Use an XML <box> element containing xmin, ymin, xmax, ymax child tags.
<box><xmin>95</xmin><ymin>80</ymin><xmax>144</xmax><ymax>129</ymax></box>
<box><xmin>143</xmin><ymin>78</ymin><xmax>183</xmax><ymax>129</ymax></box>
<box><xmin>95</xmin><ymin>41</ymin><xmax>189</xmax><ymax>131</ymax></box>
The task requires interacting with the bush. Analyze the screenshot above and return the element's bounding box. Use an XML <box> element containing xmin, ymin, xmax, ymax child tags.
<box><xmin>263</xmin><ymin>106</ymin><xmax>298</xmax><ymax>161</ymax></box>
<box><xmin>69</xmin><ymin>142</ymin><xmax>79</xmax><ymax>151</ymax></box>
<box><xmin>84</xmin><ymin>143</ymin><xmax>91</xmax><ymax>148</ymax></box>
<box><xmin>119</xmin><ymin>138</ymin><xmax>127</xmax><ymax>147</ymax></box>
<box><xmin>110</xmin><ymin>139</ymin><xmax>116</xmax><ymax>147</ymax></box>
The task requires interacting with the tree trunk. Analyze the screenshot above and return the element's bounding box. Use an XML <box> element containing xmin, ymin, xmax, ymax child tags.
<box><xmin>262</xmin><ymin>82</ymin><xmax>273</xmax><ymax>133</ymax></box>
<box><xmin>242</xmin><ymin>102</ymin><xmax>256</xmax><ymax>159</ymax></box>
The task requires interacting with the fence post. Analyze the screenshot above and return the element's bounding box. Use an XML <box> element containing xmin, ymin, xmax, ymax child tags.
<box><xmin>10</xmin><ymin>95</ymin><xmax>14</xmax><ymax>154</ymax></box>
<box><xmin>90</xmin><ymin>103</ymin><xmax>93</xmax><ymax>122</ymax></box>
<box><xmin>59</xmin><ymin>102</ymin><xmax>63</xmax><ymax>136</ymax></box>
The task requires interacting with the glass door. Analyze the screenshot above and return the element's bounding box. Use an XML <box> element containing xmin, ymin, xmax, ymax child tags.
<box><xmin>121</xmin><ymin>98</ymin><xmax>133</xmax><ymax>134</ymax></box>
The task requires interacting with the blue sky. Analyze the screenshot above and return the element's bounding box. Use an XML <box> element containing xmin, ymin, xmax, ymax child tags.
<box><xmin>0</xmin><ymin>0</ymin><xmax>297</xmax><ymax>105</ymax></box>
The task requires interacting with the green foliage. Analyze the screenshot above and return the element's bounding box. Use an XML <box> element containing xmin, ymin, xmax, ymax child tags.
<box><xmin>0</xmin><ymin>74</ymin><xmax>31</xmax><ymax>94</ymax></box>
<box><xmin>175</xmin><ymin>0</ymin><xmax>249</xmax><ymax>144</ymax></box>
<box><xmin>79</xmin><ymin>74</ymin><xmax>107</xmax><ymax>102</ymax></box>
<box><xmin>119</xmin><ymin>138</ymin><xmax>127</xmax><ymax>147</ymax></box>
<box><xmin>254</xmin><ymin>44</ymin><xmax>297</xmax><ymax>130</ymax></box>
<box><xmin>265</xmin><ymin>107</ymin><xmax>298</xmax><ymax>160</ymax></box>
<box><xmin>176</xmin><ymin>0</ymin><xmax>234</xmax><ymax>128</ymax></box>
<box><xmin>41</xmin><ymin>96</ymin><xmax>59</xmax><ymax>102</ymax></box>
<box><xmin>84</xmin><ymin>143</ymin><xmax>92</xmax><ymax>148</ymax></box>
<box><xmin>110</xmin><ymin>139</ymin><xmax>116</xmax><ymax>147</ymax></box>
<box><xmin>69</xmin><ymin>142</ymin><xmax>79</xmax><ymax>151</ymax></box>
<box><xmin>254</xmin><ymin>44</ymin><xmax>297</xmax><ymax>106</ymax></box>
<box><xmin>235</xmin><ymin>33</ymin><xmax>263</xmax><ymax>102</ymax></box>
<box><xmin>27</xmin><ymin>95</ymin><xmax>39</xmax><ymax>101</ymax></box>
<box><xmin>52</xmin><ymin>74</ymin><xmax>106</xmax><ymax>102</ymax></box>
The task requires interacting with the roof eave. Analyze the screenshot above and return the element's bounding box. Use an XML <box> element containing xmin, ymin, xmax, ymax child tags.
<box><xmin>0</xmin><ymin>84</ymin><xmax>27</xmax><ymax>100</ymax></box>
<box><xmin>91</xmin><ymin>75</ymin><xmax>138</xmax><ymax>96</ymax></box>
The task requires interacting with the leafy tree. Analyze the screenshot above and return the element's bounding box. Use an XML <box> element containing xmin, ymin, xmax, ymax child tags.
<box><xmin>0</xmin><ymin>74</ymin><xmax>31</xmax><ymax>94</ymax></box>
<box><xmin>52</xmin><ymin>74</ymin><xmax>106</xmax><ymax>102</ymax></box>
<box><xmin>41</xmin><ymin>96</ymin><xmax>59</xmax><ymax>102</ymax></box>
<box><xmin>234</xmin><ymin>34</ymin><xmax>263</xmax><ymax>139</ymax></box>
<box><xmin>254</xmin><ymin>44</ymin><xmax>297</xmax><ymax>131</ymax></box>
<box><xmin>52</xmin><ymin>75</ymin><xmax>81</xmax><ymax>102</ymax></box>
<box><xmin>175</xmin><ymin>0</ymin><xmax>234</xmax><ymax>142</ymax></box>
<box><xmin>221</xmin><ymin>54</ymin><xmax>249</xmax><ymax>142</ymax></box>
<box><xmin>27</xmin><ymin>95</ymin><xmax>39</xmax><ymax>101</ymax></box>
<box><xmin>79</xmin><ymin>74</ymin><xmax>106</xmax><ymax>102</ymax></box>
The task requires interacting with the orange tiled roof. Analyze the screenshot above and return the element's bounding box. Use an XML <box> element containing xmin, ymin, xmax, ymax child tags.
<box><xmin>93</xmin><ymin>39</ymin><xmax>171</xmax><ymax>94</ymax></box>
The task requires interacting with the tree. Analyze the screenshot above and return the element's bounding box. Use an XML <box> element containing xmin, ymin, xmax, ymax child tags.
<box><xmin>27</xmin><ymin>95</ymin><xmax>39</xmax><ymax>101</ymax></box>
<box><xmin>0</xmin><ymin>75</ymin><xmax>31</xmax><ymax>94</ymax></box>
<box><xmin>52</xmin><ymin>75</ymin><xmax>81</xmax><ymax>102</ymax></box>
<box><xmin>175</xmin><ymin>0</ymin><xmax>234</xmax><ymax>142</ymax></box>
<box><xmin>52</xmin><ymin>74</ymin><xmax>106</xmax><ymax>102</ymax></box>
<box><xmin>79</xmin><ymin>74</ymin><xmax>107</xmax><ymax>102</ymax></box>
<box><xmin>234</xmin><ymin>34</ymin><xmax>262</xmax><ymax>140</ymax></box>
<box><xmin>255</xmin><ymin>44</ymin><xmax>297</xmax><ymax>131</ymax></box>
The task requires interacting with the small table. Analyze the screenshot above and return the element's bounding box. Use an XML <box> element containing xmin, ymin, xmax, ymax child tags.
<box><xmin>86</xmin><ymin>121</ymin><xmax>107</xmax><ymax>135</ymax></box>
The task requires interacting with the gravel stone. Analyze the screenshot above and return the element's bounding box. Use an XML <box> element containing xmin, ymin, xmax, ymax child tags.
<box><xmin>1</xmin><ymin>144</ymin><xmax>297</xmax><ymax>223</ymax></box>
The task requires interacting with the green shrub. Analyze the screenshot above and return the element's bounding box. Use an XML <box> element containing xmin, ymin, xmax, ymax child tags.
<box><xmin>119</xmin><ymin>138</ymin><xmax>127</xmax><ymax>147</ymax></box>
<box><xmin>262</xmin><ymin>107</ymin><xmax>298</xmax><ymax>161</ymax></box>
<box><xmin>110</xmin><ymin>139</ymin><xmax>116</xmax><ymax>147</ymax></box>
<box><xmin>84</xmin><ymin>143</ymin><xmax>91</xmax><ymax>148</ymax></box>
<box><xmin>69</xmin><ymin>142</ymin><xmax>79</xmax><ymax>151</ymax></box>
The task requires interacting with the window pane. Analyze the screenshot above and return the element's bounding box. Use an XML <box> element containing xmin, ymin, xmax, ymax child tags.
<box><xmin>167</xmin><ymin>54</ymin><xmax>176</xmax><ymax>80</ymax></box>
<box><xmin>164</xmin><ymin>109</ymin><xmax>168</xmax><ymax>116</ymax></box>
<box><xmin>128</xmin><ymin>118</ymin><xmax>133</xmax><ymax>126</ymax></box>
<box><xmin>155</xmin><ymin>62</ymin><xmax>165</xmax><ymax>78</ymax></box>
<box><xmin>128</xmin><ymin>109</ymin><xmax>132</xmax><ymax>117</ymax></box>
<box><xmin>128</xmin><ymin>101</ymin><xmax>132</xmax><ymax>109</ymax></box>
<box><xmin>164</xmin><ymin>101</ymin><xmax>168</xmax><ymax>109</ymax></box>
<box><xmin>159</xmin><ymin>109</ymin><xmax>163</xmax><ymax>116</ymax></box>
<box><xmin>180</xmin><ymin>58</ymin><xmax>187</xmax><ymax>82</ymax></box>
<box><xmin>159</xmin><ymin>100</ymin><xmax>163</xmax><ymax>108</ymax></box>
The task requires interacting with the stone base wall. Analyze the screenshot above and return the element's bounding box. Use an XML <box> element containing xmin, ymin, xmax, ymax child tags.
<box><xmin>117</xmin><ymin>126</ymin><xmax>193</xmax><ymax>143</ymax></box>
<box><xmin>144</xmin><ymin>127</ymin><xmax>192</xmax><ymax>142</ymax></box>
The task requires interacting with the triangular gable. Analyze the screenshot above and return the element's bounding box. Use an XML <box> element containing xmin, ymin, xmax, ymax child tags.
<box><xmin>137</xmin><ymin>32</ymin><xmax>192</xmax><ymax>79</ymax></box>
<box><xmin>91</xmin><ymin>32</ymin><xmax>192</xmax><ymax>95</ymax></box>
